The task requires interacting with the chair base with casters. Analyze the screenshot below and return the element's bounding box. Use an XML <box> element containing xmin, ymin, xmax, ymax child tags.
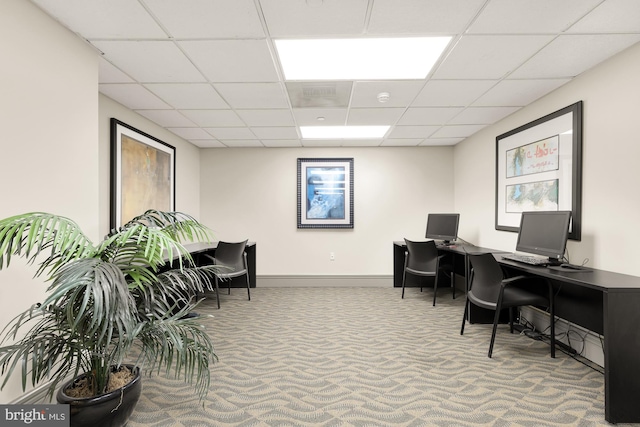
<box><xmin>401</xmin><ymin>239</ymin><xmax>454</xmax><ymax>306</ymax></box>
<box><xmin>204</xmin><ymin>240</ymin><xmax>250</xmax><ymax>308</ymax></box>
<box><xmin>460</xmin><ymin>252</ymin><xmax>555</xmax><ymax>358</ymax></box>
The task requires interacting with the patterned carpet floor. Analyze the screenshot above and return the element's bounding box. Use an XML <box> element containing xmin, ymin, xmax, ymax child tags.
<box><xmin>126</xmin><ymin>287</ymin><xmax>623</xmax><ymax>427</ymax></box>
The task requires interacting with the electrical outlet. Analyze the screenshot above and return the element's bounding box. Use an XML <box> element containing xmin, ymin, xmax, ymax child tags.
<box><xmin>330</xmin><ymin>252</ymin><xmax>335</xmax><ymax>261</ymax></box>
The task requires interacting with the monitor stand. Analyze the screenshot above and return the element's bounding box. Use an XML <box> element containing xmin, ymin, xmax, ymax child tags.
<box><xmin>547</xmin><ymin>257</ymin><xmax>563</xmax><ymax>266</ymax></box>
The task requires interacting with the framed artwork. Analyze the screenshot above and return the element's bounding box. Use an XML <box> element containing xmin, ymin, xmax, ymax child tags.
<box><xmin>495</xmin><ymin>101</ymin><xmax>583</xmax><ymax>240</ymax></box>
<box><xmin>110</xmin><ymin>118</ymin><xmax>175</xmax><ymax>229</ymax></box>
<box><xmin>297</xmin><ymin>158</ymin><xmax>354</xmax><ymax>229</ymax></box>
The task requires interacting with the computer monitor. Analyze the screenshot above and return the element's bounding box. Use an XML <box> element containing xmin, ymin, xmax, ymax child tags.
<box><xmin>425</xmin><ymin>213</ymin><xmax>460</xmax><ymax>245</ymax></box>
<box><xmin>516</xmin><ymin>210</ymin><xmax>571</xmax><ymax>264</ymax></box>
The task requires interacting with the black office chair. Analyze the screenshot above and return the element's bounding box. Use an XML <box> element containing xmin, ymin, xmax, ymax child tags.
<box><xmin>204</xmin><ymin>240</ymin><xmax>250</xmax><ymax>308</ymax></box>
<box><xmin>402</xmin><ymin>238</ymin><xmax>453</xmax><ymax>306</ymax></box>
<box><xmin>460</xmin><ymin>252</ymin><xmax>555</xmax><ymax>358</ymax></box>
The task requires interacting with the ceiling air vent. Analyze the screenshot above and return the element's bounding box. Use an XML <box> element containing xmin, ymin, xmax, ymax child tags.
<box><xmin>285</xmin><ymin>82</ymin><xmax>352</xmax><ymax>108</ymax></box>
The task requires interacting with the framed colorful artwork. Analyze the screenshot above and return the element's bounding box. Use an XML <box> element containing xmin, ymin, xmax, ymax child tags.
<box><xmin>495</xmin><ymin>101</ymin><xmax>582</xmax><ymax>240</ymax></box>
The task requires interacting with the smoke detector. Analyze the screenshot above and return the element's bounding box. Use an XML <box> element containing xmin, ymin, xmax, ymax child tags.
<box><xmin>377</xmin><ymin>92</ymin><xmax>390</xmax><ymax>103</ymax></box>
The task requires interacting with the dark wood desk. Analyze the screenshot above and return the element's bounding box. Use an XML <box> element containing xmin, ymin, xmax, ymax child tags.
<box><xmin>496</xmin><ymin>255</ymin><xmax>640</xmax><ymax>424</ymax></box>
<box><xmin>393</xmin><ymin>241</ymin><xmax>640</xmax><ymax>423</ymax></box>
<box><xmin>183</xmin><ymin>242</ymin><xmax>256</xmax><ymax>288</ymax></box>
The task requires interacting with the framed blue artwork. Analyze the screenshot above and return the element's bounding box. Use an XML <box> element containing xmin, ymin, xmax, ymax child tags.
<box><xmin>297</xmin><ymin>158</ymin><xmax>354</xmax><ymax>229</ymax></box>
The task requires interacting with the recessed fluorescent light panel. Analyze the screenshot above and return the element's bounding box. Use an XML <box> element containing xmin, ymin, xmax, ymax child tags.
<box><xmin>300</xmin><ymin>126</ymin><xmax>389</xmax><ymax>139</ymax></box>
<box><xmin>275</xmin><ymin>37</ymin><xmax>451</xmax><ymax>80</ymax></box>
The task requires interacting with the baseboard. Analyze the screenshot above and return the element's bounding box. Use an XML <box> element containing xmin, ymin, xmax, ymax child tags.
<box><xmin>520</xmin><ymin>306</ymin><xmax>604</xmax><ymax>367</ymax></box>
<box><xmin>257</xmin><ymin>275</ymin><xmax>393</xmax><ymax>288</ymax></box>
<box><xmin>10</xmin><ymin>382</ymin><xmax>56</xmax><ymax>404</ymax></box>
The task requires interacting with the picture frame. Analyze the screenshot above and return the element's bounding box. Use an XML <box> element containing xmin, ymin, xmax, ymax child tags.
<box><xmin>110</xmin><ymin>118</ymin><xmax>176</xmax><ymax>229</ymax></box>
<box><xmin>297</xmin><ymin>158</ymin><xmax>354</xmax><ymax>229</ymax></box>
<box><xmin>495</xmin><ymin>101</ymin><xmax>583</xmax><ymax>240</ymax></box>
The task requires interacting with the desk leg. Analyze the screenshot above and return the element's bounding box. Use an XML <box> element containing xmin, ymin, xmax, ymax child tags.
<box><xmin>604</xmin><ymin>290</ymin><xmax>640</xmax><ymax>423</ymax></box>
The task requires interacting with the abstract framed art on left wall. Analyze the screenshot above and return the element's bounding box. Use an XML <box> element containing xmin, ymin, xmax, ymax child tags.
<box><xmin>110</xmin><ymin>118</ymin><xmax>175</xmax><ymax>229</ymax></box>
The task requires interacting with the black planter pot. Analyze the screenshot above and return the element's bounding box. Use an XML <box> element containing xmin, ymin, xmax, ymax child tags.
<box><xmin>56</xmin><ymin>365</ymin><xmax>142</xmax><ymax>427</ymax></box>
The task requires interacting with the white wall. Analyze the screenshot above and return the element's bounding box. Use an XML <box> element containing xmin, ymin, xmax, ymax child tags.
<box><xmin>454</xmin><ymin>42</ymin><xmax>640</xmax><ymax>277</ymax></box>
<box><xmin>99</xmin><ymin>95</ymin><xmax>202</xmax><ymax>235</ymax></box>
<box><xmin>200</xmin><ymin>147</ymin><xmax>455</xmax><ymax>277</ymax></box>
<box><xmin>0</xmin><ymin>0</ymin><xmax>99</xmax><ymax>402</ymax></box>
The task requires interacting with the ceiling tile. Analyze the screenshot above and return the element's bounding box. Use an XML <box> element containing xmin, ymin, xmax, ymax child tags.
<box><xmin>236</xmin><ymin>110</ymin><xmax>295</xmax><ymax>127</ymax></box>
<box><xmin>412</xmin><ymin>80</ymin><xmax>496</xmax><ymax>107</ymax></box>
<box><xmin>432</xmin><ymin>35</ymin><xmax>554</xmax><ymax>79</ymax></box>
<box><xmin>262</xmin><ymin>140</ymin><xmax>303</xmax><ymax>148</ymax></box>
<box><xmin>472</xmin><ymin>79</ymin><xmax>570</xmax><ymax>107</ymax></box>
<box><xmin>567</xmin><ymin>0</ymin><xmax>640</xmax><ymax>33</ymax></box>
<box><xmin>468</xmin><ymin>0</ymin><xmax>602</xmax><ymax>34</ymax></box>
<box><xmin>350</xmin><ymin>81</ymin><xmax>425</xmax><ymax>108</ymax></box>
<box><xmin>301</xmin><ymin>139</ymin><xmax>345</xmax><ymax>147</ymax></box>
<box><xmin>292</xmin><ymin>108</ymin><xmax>348</xmax><ymax>126</ymax></box>
<box><xmin>168</xmin><ymin>127</ymin><xmax>213</xmax><ymax>139</ymax></box>
<box><xmin>448</xmin><ymin>107</ymin><xmax>520</xmax><ymax>125</ymax></box>
<box><xmin>189</xmin><ymin>139</ymin><xmax>226</xmax><ymax>148</ymax></box>
<box><xmin>32</xmin><ymin>0</ymin><xmax>639</xmax><ymax>150</ymax></box>
<box><xmin>341</xmin><ymin>139</ymin><xmax>383</xmax><ymax>147</ymax></box>
<box><xmin>31</xmin><ymin>0</ymin><xmax>166</xmax><ymax>39</ymax></box>
<box><xmin>180</xmin><ymin>110</ymin><xmax>245</xmax><ymax>127</ymax></box>
<box><xmin>143</xmin><ymin>0</ymin><xmax>265</xmax><ymax>38</ymax></box>
<box><xmin>510</xmin><ymin>34</ymin><xmax>640</xmax><ymax>79</ymax></box>
<box><xmin>179</xmin><ymin>40</ymin><xmax>279</xmax><ymax>83</ymax></box>
<box><xmin>420</xmin><ymin>138</ymin><xmax>463</xmax><ymax>146</ymax></box>
<box><xmin>347</xmin><ymin>108</ymin><xmax>405</xmax><ymax>125</ymax></box>
<box><xmin>397</xmin><ymin>107</ymin><xmax>464</xmax><ymax>125</ymax></box>
<box><xmin>135</xmin><ymin>110</ymin><xmax>196</xmax><ymax>127</ymax></box>
<box><xmin>213</xmin><ymin>83</ymin><xmax>289</xmax><ymax>109</ymax></box>
<box><xmin>92</xmin><ymin>41</ymin><xmax>206</xmax><ymax>83</ymax></box>
<box><xmin>388</xmin><ymin>126</ymin><xmax>440</xmax><ymax>139</ymax></box>
<box><xmin>368</xmin><ymin>0</ymin><xmax>485</xmax><ymax>34</ymax></box>
<box><xmin>205</xmin><ymin>127</ymin><xmax>257</xmax><ymax>140</ymax></box>
<box><xmin>380</xmin><ymin>138</ymin><xmax>423</xmax><ymax>147</ymax></box>
<box><xmin>431</xmin><ymin>125</ymin><xmax>486</xmax><ymax>138</ymax></box>
<box><xmin>250</xmin><ymin>127</ymin><xmax>299</xmax><ymax>140</ymax></box>
<box><xmin>259</xmin><ymin>0</ymin><xmax>368</xmax><ymax>36</ymax></box>
<box><xmin>99</xmin><ymin>58</ymin><xmax>134</xmax><ymax>83</ymax></box>
<box><xmin>99</xmin><ymin>84</ymin><xmax>170</xmax><ymax>109</ymax></box>
<box><xmin>145</xmin><ymin>84</ymin><xmax>228</xmax><ymax>109</ymax></box>
<box><xmin>220</xmin><ymin>140</ymin><xmax>265</xmax><ymax>147</ymax></box>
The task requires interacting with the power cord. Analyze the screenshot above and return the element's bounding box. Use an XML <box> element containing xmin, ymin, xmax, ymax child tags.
<box><xmin>564</xmin><ymin>247</ymin><xmax>590</xmax><ymax>267</ymax></box>
<box><xmin>518</xmin><ymin>315</ymin><xmax>603</xmax><ymax>375</ymax></box>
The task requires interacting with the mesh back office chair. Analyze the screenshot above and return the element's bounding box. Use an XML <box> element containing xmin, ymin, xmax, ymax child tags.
<box><xmin>204</xmin><ymin>240</ymin><xmax>250</xmax><ymax>309</ymax></box>
<box><xmin>460</xmin><ymin>252</ymin><xmax>555</xmax><ymax>358</ymax></box>
<box><xmin>402</xmin><ymin>239</ymin><xmax>453</xmax><ymax>306</ymax></box>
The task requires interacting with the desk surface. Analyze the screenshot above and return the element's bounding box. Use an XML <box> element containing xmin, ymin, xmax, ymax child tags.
<box><xmin>494</xmin><ymin>253</ymin><xmax>640</xmax><ymax>292</ymax></box>
<box><xmin>394</xmin><ymin>240</ymin><xmax>640</xmax><ymax>291</ymax></box>
<box><xmin>393</xmin><ymin>239</ymin><xmax>640</xmax><ymax>422</ymax></box>
<box><xmin>182</xmin><ymin>241</ymin><xmax>256</xmax><ymax>254</ymax></box>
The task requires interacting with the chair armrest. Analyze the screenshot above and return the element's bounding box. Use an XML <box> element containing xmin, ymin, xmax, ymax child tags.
<box><xmin>501</xmin><ymin>275</ymin><xmax>551</xmax><ymax>292</ymax></box>
<box><xmin>501</xmin><ymin>275</ymin><xmax>540</xmax><ymax>288</ymax></box>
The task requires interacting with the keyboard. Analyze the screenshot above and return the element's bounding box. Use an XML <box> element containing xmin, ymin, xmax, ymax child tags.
<box><xmin>502</xmin><ymin>253</ymin><xmax>549</xmax><ymax>266</ymax></box>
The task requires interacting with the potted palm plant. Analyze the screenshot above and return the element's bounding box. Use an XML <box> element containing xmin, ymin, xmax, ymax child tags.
<box><xmin>0</xmin><ymin>210</ymin><xmax>222</xmax><ymax>426</ymax></box>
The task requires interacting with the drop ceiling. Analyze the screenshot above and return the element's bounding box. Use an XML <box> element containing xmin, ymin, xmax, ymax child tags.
<box><xmin>31</xmin><ymin>0</ymin><xmax>640</xmax><ymax>148</ymax></box>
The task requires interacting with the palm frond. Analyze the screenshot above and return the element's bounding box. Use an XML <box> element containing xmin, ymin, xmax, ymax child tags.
<box><xmin>44</xmin><ymin>259</ymin><xmax>137</xmax><ymax>343</ymax></box>
<box><xmin>0</xmin><ymin>210</ymin><xmax>219</xmax><ymax>400</ymax></box>
<box><xmin>0</xmin><ymin>212</ymin><xmax>95</xmax><ymax>275</ymax></box>
<box><xmin>135</xmin><ymin>318</ymin><xmax>216</xmax><ymax>400</ymax></box>
<box><xmin>0</xmin><ymin>306</ymin><xmax>82</xmax><ymax>398</ymax></box>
